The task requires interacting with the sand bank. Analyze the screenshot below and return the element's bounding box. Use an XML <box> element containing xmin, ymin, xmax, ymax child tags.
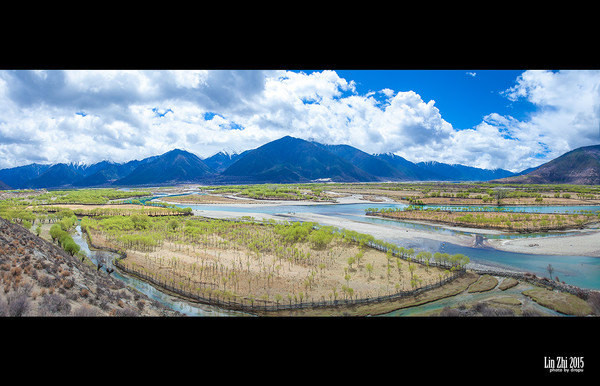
<box><xmin>485</xmin><ymin>230</ymin><xmax>600</xmax><ymax>257</ymax></box>
<box><xmin>162</xmin><ymin>193</ymin><xmax>383</xmax><ymax>207</ymax></box>
<box><xmin>167</xmin><ymin>189</ymin><xmax>600</xmax><ymax>258</ymax></box>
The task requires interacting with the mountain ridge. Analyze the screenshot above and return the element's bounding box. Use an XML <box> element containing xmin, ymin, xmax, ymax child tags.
<box><xmin>4</xmin><ymin>136</ymin><xmax>595</xmax><ymax>188</ymax></box>
<box><xmin>221</xmin><ymin>136</ymin><xmax>378</xmax><ymax>183</ymax></box>
<box><xmin>491</xmin><ymin>144</ymin><xmax>600</xmax><ymax>185</ymax></box>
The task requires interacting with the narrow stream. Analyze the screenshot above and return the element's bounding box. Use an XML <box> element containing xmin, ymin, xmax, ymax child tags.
<box><xmin>68</xmin><ymin>194</ymin><xmax>600</xmax><ymax>316</ymax></box>
<box><xmin>71</xmin><ymin>225</ymin><xmax>252</xmax><ymax>316</ymax></box>
<box><xmin>381</xmin><ymin>283</ymin><xmax>564</xmax><ymax>316</ymax></box>
<box><xmin>70</xmin><ymin>224</ymin><xmax>576</xmax><ymax>317</ymax></box>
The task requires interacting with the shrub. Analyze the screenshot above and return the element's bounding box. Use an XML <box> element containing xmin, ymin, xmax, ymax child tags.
<box><xmin>587</xmin><ymin>292</ymin><xmax>600</xmax><ymax>315</ymax></box>
<box><xmin>39</xmin><ymin>274</ymin><xmax>54</xmax><ymax>288</ymax></box>
<box><xmin>7</xmin><ymin>294</ymin><xmax>31</xmax><ymax>316</ymax></box>
<box><xmin>62</xmin><ymin>278</ymin><xmax>74</xmax><ymax>290</ymax></box>
<box><xmin>114</xmin><ymin>307</ymin><xmax>139</xmax><ymax>317</ymax></box>
<box><xmin>38</xmin><ymin>293</ymin><xmax>71</xmax><ymax>316</ymax></box>
<box><xmin>72</xmin><ymin>305</ymin><xmax>101</xmax><ymax>316</ymax></box>
<box><xmin>6</xmin><ymin>285</ymin><xmax>33</xmax><ymax>317</ymax></box>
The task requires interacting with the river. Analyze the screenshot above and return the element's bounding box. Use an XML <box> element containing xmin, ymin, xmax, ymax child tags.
<box><xmin>161</xmin><ymin>199</ymin><xmax>600</xmax><ymax>290</ymax></box>
<box><xmin>70</xmin><ymin>225</ymin><xmax>564</xmax><ymax>317</ymax></box>
<box><xmin>71</xmin><ymin>195</ymin><xmax>600</xmax><ymax>316</ymax></box>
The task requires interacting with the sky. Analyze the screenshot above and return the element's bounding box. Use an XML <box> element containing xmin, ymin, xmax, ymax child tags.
<box><xmin>0</xmin><ymin>69</ymin><xmax>599</xmax><ymax>173</ymax></box>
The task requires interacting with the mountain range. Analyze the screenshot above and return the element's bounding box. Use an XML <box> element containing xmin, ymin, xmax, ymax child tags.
<box><xmin>2</xmin><ymin>136</ymin><xmax>595</xmax><ymax>189</ymax></box>
<box><xmin>491</xmin><ymin>144</ymin><xmax>600</xmax><ymax>185</ymax></box>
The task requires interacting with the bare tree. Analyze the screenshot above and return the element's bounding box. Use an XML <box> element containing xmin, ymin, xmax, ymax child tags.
<box><xmin>96</xmin><ymin>252</ymin><xmax>107</xmax><ymax>271</ymax></box>
<box><xmin>494</xmin><ymin>189</ymin><xmax>508</xmax><ymax>205</ymax></box>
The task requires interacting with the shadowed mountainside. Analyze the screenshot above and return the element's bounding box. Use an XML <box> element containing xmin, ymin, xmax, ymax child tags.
<box><xmin>114</xmin><ymin>149</ymin><xmax>214</xmax><ymax>186</ymax></box>
<box><xmin>8</xmin><ymin>137</ymin><xmax>599</xmax><ymax>188</ymax></box>
<box><xmin>221</xmin><ymin>136</ymin><xmax>378</xmax><ymax>183</ymax></box>
<box><xmin>492</xmin><ymin>144</ymin><xmax>600</xmax><ymax>185</ymax></box>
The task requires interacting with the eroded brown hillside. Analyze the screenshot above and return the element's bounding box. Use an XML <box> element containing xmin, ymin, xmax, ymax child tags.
<box><xmin>0</xmin><ymin>217</ymin><xmax>181</xmax><ymax>317</ymax></box>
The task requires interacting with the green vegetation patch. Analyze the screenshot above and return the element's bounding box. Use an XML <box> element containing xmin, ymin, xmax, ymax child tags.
<box><xmin>522</xmin><ymin>288</ymin><xmax>593</xmax><ymax>316</ymax></box>
<box><xmin>467</xmin><ymin>275</ymin><xmax>498</xmax><ymax>293</ymax></box>
<box><xmin>28</xmin><ymin>188</ymin><xmax>153</xmax><ymax>205</ymax></box>
<box><xmin>498</xmin><ymin>278</ymin><xmax>519</xmax><ymax>291</ymax></box>
<box><xmin>366</xmin><ymin>206</ymin><xmax>598</xmax><ymax>231</ymax></box>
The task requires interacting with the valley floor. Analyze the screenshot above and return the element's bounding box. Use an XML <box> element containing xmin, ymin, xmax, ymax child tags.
<box><xmin>189</xmin><ymin>203</ymin><xmax>600</xmax><ymax>258</ymax></box>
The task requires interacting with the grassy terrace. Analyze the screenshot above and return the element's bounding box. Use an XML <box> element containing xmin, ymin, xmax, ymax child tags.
<box><xmin>366</xmin><ymin>206</ymin><xmax>600</xmax><ymax>232</ymax></box>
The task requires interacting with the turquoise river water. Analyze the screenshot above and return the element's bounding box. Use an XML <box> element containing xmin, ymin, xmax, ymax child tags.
<box><xmin>78</xmin><ymin>194</ymin><xmax>599</xmax><ymax>316</ymax></box>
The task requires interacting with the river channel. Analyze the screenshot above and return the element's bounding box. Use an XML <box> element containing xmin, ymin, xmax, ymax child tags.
<box><xmin>75</xmin><ymin>193</ymin><xmax>599</xmax><ymax>316</ymax></box>
<box><xmin>71</xmin><ymin>226</ymin><xmax>251</xmax><ymax>316</ymax></box>
<box><xmin>159</xmin><ymin>199</ymin><xmax>600</xmax><ymax>290</ymax></box>
<box><xmin>70</xmin><ymin>225</ymin><xmax>564</xmax><ymax>317</ymax></box>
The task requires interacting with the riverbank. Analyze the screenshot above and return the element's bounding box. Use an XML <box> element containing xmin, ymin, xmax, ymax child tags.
<box><xmin>298</xmin><ymin>212</ymin><xmax>600</xmax><ymax>258</ymax></box>
<box><xmin>184</xmin><ymin>197</ymin><xmax>600</xmax><ymax>258</ymax></box>
<box><xmin>75</xmin><ymin>213</ymin><xmax>599</xmax><ymax>317</ymax></box>
<box><xmin>485</xmin><ymin>230</ymin><xmax>600</xmax><ymax>257</ymax></box>
<box><xmin>160</xmin><ymin>193</ymin><xmax>372</xmax><ymax>207</ymax></box>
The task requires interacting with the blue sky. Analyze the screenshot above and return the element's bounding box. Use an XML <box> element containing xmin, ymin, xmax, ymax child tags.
<box><xmin>317</xmin><ymin>70</ymin><xmax>537</xmax><ymax>131</ymax></box>
<box><xmin>0</xmin><ymin>69</ymin><xmax>599</xmax><ymax>172</ymax></box>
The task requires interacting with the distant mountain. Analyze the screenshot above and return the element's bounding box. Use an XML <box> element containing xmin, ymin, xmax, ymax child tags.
<box><xmin>71</xmin><ymin>159</ymin><xmax>152</xmax><ymax>187</ymax></box>
<box><xmin>415</xmin><ymin>161</ymin><xmax>515</xmax><ymax>181</ymax></box>
<box><xmin>492</xmin><ymin>144</ymin><xmax>600</xmax><ymax>185</ymax></box>
<box><xmin>114</xmin><ymin>149</ymin><xmax>214</xmax><ymax>186</ymax></box>
<box><xmin>8</xmin><ymin>136</ymin><xmax>584</xmax><ymax>189</ymax></box>
<box><xmin>77</xmin><ymin>160</ymin><xmax>118</xmax><ymax>178</ymax></box>
<box><xmin>0</xmin><ymin>179</ymin><xmax>11</xmax><ymax>190</ymax></box>
<box><xmin>221</xmin><ymin>136</ymin><xmax>378</xmax><ymax>183</ymax></box>
<box><xmin>512</xmin><ymin>165</ymin><xmax>540</xmax><ymax>177</ymax></box>
<box><xmin>314</xmin><ymin>144</ymin><xmax>412</xmax><ymax>180</ymax></box>
<box><xmin>374</xmin><ymin>153</ymin><xmax>432</xmax><ymax>180</ymax></box>
<box><xmin>371</xmin><ymin>154</ymin><xmax>515</xmax><ymax>182</ymax></box>
<box><xmin>0</xmin><ymin>163</ymin><xmax>51</xmax><ymax>189</ymax></box>
<box><xmin>203</xmin><ymin>151</ymin><xmax>248</xmax><ymax>173</ymax></box>
<box><xmin>25</xmin><ymin>164</ymin><xmax>84</xmax><ymax>189</ymax></box>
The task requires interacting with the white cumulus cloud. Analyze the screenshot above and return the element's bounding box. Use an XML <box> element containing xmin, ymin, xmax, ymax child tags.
<box><xmin>0</xmin><ymin>69</ymin><xmax>599</xmax><ymax>173</ymax></box>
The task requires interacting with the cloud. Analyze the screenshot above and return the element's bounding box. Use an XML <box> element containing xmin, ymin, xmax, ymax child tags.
<box><xmin>0</xmin><ymin>69</ymin><xmax>599</xmax><ymax>173</ymax></box>
<box><xmin>495</xmin><ymin>70</ymin><xmax>600</xmax><ymax>165</ymax></box>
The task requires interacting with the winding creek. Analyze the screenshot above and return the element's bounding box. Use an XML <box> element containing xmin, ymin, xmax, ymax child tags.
<box><xmin>68</xmin><ymin>193</ymin><xmax>600</xmax><ymax>316</ymax></box>
<box><xmin>72</xmin><ymin>226</ymin><xmax>251</xmax><ymax>316</ymax></box>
